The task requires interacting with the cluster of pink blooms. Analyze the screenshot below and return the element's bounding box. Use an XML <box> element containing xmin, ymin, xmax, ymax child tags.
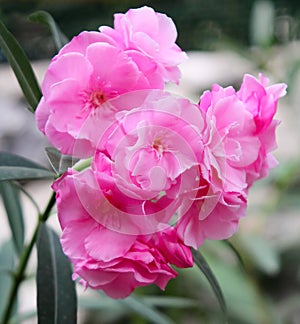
<box><xmin>36</xmin><ymin>6</ymin><xmax>286</xmax><ymax>298</ymax></box>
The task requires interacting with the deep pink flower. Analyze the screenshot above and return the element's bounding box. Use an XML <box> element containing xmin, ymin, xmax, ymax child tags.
<box><xmin>100</xmin><ymin>6</ymin><xmax>187</xmax><ymax>85</ymax></box>
<box><xmin>52</xmin><ymin>168</ymin><xmax>193</xmax><ymax>298</ymax></box>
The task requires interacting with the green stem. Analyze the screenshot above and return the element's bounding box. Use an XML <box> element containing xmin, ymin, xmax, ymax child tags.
<box><xmin>1</xmin><ymin>191</ymin><xmax>56</xmax><ymax>324</ymax></box>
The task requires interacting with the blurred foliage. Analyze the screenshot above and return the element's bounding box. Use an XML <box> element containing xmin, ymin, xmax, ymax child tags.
<box><xmin>1</xmin><ymin>0</ymin><xmax>300</xmax><ymax>60</ymax></box>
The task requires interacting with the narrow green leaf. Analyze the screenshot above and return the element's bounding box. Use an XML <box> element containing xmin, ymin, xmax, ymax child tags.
<box><xmin>12</xmin><ymin>182</ymin><xmax>41</xmax><ymax>215</ymax></box>
<box><xmin>0</xmin><ymin>151</ymin><xmax>49</xmax><ymax>170</ymax></box>
<box><xmin>0</xmin><ymin>151</ymin><xmax>55</xmax><ymax>180</ymax></box>
<box><xmin>0</xmin><ymin>19</ymin><xmax>42</xmax><ymax>112</ymax></box>
<box><xmin>0</xmin><ymin>181</ymin><xmax>24</xmax><ymax>255</ymax></box>
<box><xmin>191</xmin><ymin>248</ymin><xmax>227</xmax><ymax>316</ymax></box>
<box><xmin>119</xmin><ymin>295</ymin><xmax>175</xmax><ymax>324</ymax></box>
<box><xmin>223</xmin><ymin>240</ymin><xmax>246</xmax><ymax>270</ymax></box>
<box><xmin>45</xmin><ymin>147</ymin><xmax>79</xmax><ymax>175</ymax></box>
<box><xmin>29</xmin><ymin>11</ymin><xmax>68</xmax><ymax>51</ymax></box>
<box><xmin>0</xmin><ymin>166</ymin><xmax>55</xmax><ymax>181</ymax></box>
<box><xmin>36</xmin><ymin>223</ymin><xmax>77</xmax><ymax>324</ymax></box>
<box><xmin>0</xmin><ymin>241</ymin><xmax>16</xmax><ymax>321</ymax></box>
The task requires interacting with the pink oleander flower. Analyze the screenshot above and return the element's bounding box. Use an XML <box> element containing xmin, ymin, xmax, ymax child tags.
<box><xmin>237</xmin><ymin>74</ymin><xmax>287</xmax><ymax>185</ymax></box>
<box><xmin>52</xmin><ymin>168</ymin><xmax>193</xmax><ymax>298</ymax></box>
<box><xmin>99</xmin><ymin>6</ymin><xmax>187</xmax><ymax>85</ymax></box>
<box><xmin>177</xmin><ymin>178</ymin><xmax>247</xmax><ymax>248</ymax></box>
<box><xmin>176</xmin><ymin>74</ymin><xmax>286</xmax><ymax>248</ymax></box>
<box><xmin>36</xmin><ymin>37</ymin><xmax>155</xmax><ymax>157</ymax></box>
<box><xmin>35</xmin><ymin>7</ymin><xmax>187</xmax><ymax>157</ymax></box>
<box><xmin>89</xmin><ymin>90</ymin><xmax>204</xmax><ymax>235</ymax></box>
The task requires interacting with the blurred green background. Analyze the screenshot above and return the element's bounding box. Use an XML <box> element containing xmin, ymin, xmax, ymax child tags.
<box><xmin>0</xmin><ymin>0</ymin><xmax>300</xmax><ymax>323</ymax></box>
<box><xmin>0</xmin><ymin>0</ymin><xmax>300</xmax><ymax>59</ymax></box>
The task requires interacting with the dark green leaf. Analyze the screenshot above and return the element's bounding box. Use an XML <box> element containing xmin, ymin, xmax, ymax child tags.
<box><xmin>0</xmin><ymin>19</ymin><xmax>41</xmax><ymax>112</ymax></box>
<box><xmin>0</xmin><ymin>166</ymin><xmax>55</xmax><ymax>181</ymax></box>
<box><xmin>45</xmin><ymin>147</ymin><xmax>79</xmax><ymax>175</ymax></box>
<box><xmin>29</xmin><ymin>11</ymin><xmax>68</xmax><ymax>51</ymax></box>
<box><xmin>13</xmin><ymin>182</ymin><xmax>41</xmax><ymax>215</ymax></box>
<box><xmin>0</xmin><ymin>152</ymin><xmax>55</xmax><ymax>180</ymax></box>
<box><xmin>0</xmin><ymin>151</ymin><xmax>49</xmax><ymax>170</ymax></box>
<box><xmin>0</xmin><ymin>181</ymin><xmax>24</xmax><ymax>255</ymax></box>
<box><xmin>0</xmin><ymin>241</ymin><xmax>16</xmax><ymax>321</ymax></box>
<box><xmin>119</xmin><ymin>295</ymin><xmax>175</xmax><ymax>324</ymax></box>
<box><xmin>191</xmin><ymin>248</ymin><xmax>227</xmax><ymax>317</ymax></box>
<box><xmin>36</xmin><ymin>223</ymin><xmax>77</xmax><ymax>324</ymax></box>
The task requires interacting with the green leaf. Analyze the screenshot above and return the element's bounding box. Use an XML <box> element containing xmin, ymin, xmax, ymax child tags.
<box><xmin>223</xmin><ymin>240</ymin><xmax>245</xmax><ymax>270</ymax></box>
<box><xmin>36</xmin><ymin>223</ymin><xmax>77</xmax><ymax>324</ymax></box>
<box><xmin>0</xmin><ymin>241</ymin><xmax>16</xmax><ymax>321</ymax></box>
<box><xmin>45</xmin><ymin>147</ymin><xmax>79</xmax><ymax>175</ymax></box>
<box><xmin>0</xmin><ymin>181</ymin><xmax>24</xmax><ymax>255</ymax></box>
<box><xmin>0</xmin><ymin>166</ymin><xmax>55</xmax><ymax>181</ymax></box>
<box><xmin>119</xmin><ymin>295</ymin><xmax>175</xmax><ymax>324</ymax></box>
<box><xmin>191</xmin><ymin>248</ymin><xmax>227</xmax><ymax>317</ymax></box>
<box><xmin>29</xmin><ymin>11</ymin><xmax>68</xmax><ymax>51</ymax></box>
<box><xmin>13</xmin><ymin>182</ymin><xmax>41</xmax><ymax>215</ymax></box>
<box><xmin>0</xmin><ymin>151</ymin><xmax>49</xmax><ymax>170</ymax></box>
<box><xmin>189</xmin><ymin>248</ymin><xmax>274</xmax><ymax>323</ymax></box>
<box><xmin>0</xmin><ymin>152</ymin><xmax>55</xmax><ymax>181</ymax></box>
<box><xmin>0</xmin><ymin>19</ymin><xmax>42</xmax><ymax>112</ymax></box>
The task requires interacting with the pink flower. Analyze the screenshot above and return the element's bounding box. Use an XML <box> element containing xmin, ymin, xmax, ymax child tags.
<box><xmin>100</xmin><ymin>6</ymin><xmax>187</xmax><ymax>85</ymax></box>
<box><xmin>35</xmin><ymin>7</ymin><xmax>187</xmax><ymax>157</ymax></box>
<box><xmin>52</xmin><ymin>168</ymin><xmax>193</xmax><ymax>298</ymax></box>
<box><xmin>176</xmin><ymin>74</ymin><xmax>286</xmax><ymax>248</ymax></box>
<box><xmin>200</xmin><ymin>74</ymin><xmax>286</xmax><ymax>190</ymax></box>
<box><xmin>36</xmin><ymin>36</ymin><xmax>156</xmax><ymax>156</ymax></box>
<box><xmin>88</xmin><ymin>90</ymin><xmax>204</xmax><ymax>235</ymax></box>
<box><xmin>200</xmin><ymin>83</ymin><xmax>260</xmax><ymax>193</ymax></box>
<box><xmin>237</xmin><ymin>74</ymin><xmax>287</xmax><ymax>184</ymax></box>
<box><xmin>177</xmin><ymin>178</ymin><xmax>247</xmax><ymax>248</ymax></box>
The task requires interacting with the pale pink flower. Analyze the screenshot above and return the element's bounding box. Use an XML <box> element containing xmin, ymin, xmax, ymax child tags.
<box><xmin>200</xmin><ymin>74</ymin><xmax>286</xmax><ymax>190</ymax></box>
<box><xmin>100</xmin><ymin>6</ymin><xmax>188</xmax><ymax>85</ymax></box>
<box><xmin>87</xmin><ymin>90</ymin><xmax>204</xmax><ymax>234</ymax></box>
<box><xmin>176</xmin><ymin>74</ymin><xmax>286</xmax><ymax>248</ymax></box>
<box><xmin>177</xmin><ymin>177</ymin><xmax>247</xmax><ymax>248</ymax></box>
<box><xmin>52</xmin><ymin>169</ymin><xmax>193</xmax><ymax>298</ymax></box>
<box><xmin>35</xmin><ymin>33</ymin><xmax>162</xmax><ymax>157</ymax></box>
<box><xmin>237</xmin><ymin>74</ymin><xmax>287</xmax><ymax>184</ymax></box>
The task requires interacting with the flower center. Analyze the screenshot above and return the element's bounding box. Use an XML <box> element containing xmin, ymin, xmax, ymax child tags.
<box><xmin>152</xmin><ymin>138</ymin><xmax>164</xmax><ymax>155</ymax></box>
<box><xmin>89</xmin><ymin>90</ymin><xmax>107</xmax><ymax>109</ymax></box>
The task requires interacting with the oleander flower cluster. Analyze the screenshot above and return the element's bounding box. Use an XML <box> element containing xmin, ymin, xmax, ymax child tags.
<box><xmin>36</xmin><ymin>6</ymin><xmax>287</xmax><ymax>298</ymax></box>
